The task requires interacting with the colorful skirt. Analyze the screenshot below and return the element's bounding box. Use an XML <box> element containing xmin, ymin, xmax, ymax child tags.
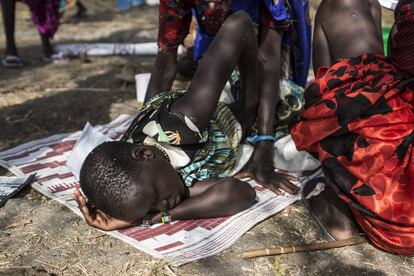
<box><xmin>20</xmin><ymin>0</ymin><xmax>60</xmax><ymax>38</ymax></box>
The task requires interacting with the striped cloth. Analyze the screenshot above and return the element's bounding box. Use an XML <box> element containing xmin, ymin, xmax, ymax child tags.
<box><xmin>0</xmin><ymin>114</ymin><xmax>321</xmax><ymax>266</ymax></box>
<box><xmin>179</xmin><ymin>101</ymin><xmax>242</xmax><ymax>186</ymax></box>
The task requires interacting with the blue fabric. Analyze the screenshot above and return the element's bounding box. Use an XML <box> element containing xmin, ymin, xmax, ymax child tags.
<box><xmin>282</xmin><ymin>0</ymin><xmax>312</xmax><ymax>87</ymax></box>
<box><xmin>247</xmin><ymin>135</ymin><xmax>276</xmax><ymax>145</ymax></box>
<box><xmin>263</xmin><ymin>0</ymin><xmax>288</xmax><ymax>21</ymax></box>
<box><xmin>231</xmin><ymin>0</ymin><xmax>260</xmax><ymax>23</ymax></box>
<box><xmin>193</xmin><ymin>0</ymin><xmax>311</xmax><ymax>88</ymax></box>
<box><xmin>193</xmin><ymin>23</ymin><xmax>213</xmax><ymax>62</ymax></box>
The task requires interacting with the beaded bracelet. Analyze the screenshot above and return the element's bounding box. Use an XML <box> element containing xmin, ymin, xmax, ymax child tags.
<box><xmin>138</xmin><ymin>212</ymin><xmax>172</xmax><ymax>227</ymax></box>
<box><xmin>247</xmin><ymin>135</ymin><xmax>276</xmax><ymax>145</ymax></box>
<box><xmin>138</xmin><ymin>215</ymin><xmax>153</xmax><ymax>227</ymax></box>
<box><xmin>161</xmin><ymin>212</ymin><xmax>172</xmax><ymax>224</ymax></box>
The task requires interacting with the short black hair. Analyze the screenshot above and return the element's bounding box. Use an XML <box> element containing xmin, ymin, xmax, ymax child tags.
<box><xmin>79</xmin><ymin>141</ymin><xmax>143</xmax><ymax>220</ymax></box>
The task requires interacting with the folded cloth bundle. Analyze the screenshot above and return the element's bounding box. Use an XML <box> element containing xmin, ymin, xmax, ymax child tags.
<box><xmin>0</xmin><ymin>174</ymin><xmax>36</xmax><ymax>207</ymax></box>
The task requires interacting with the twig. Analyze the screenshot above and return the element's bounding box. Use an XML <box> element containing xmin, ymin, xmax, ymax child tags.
<box><xmin>35</xmin><ymin>259</ymin><xmax>61</xmax><ymax>270</ymax></box>
<box><xmin>45</xmin><ymin>87</ymin><xmax>129</xmax><ymax>93</ymax></box>
<box><xmin>164</xmin><ymin>265</ymin><xmax>178</xmax><ymax>276</ymax></box>
<box><xmin>242</xmin><ymin>236</ymin><xmax>367</xmax><ymax>259</ymax></box>
<box><xmin>77</xmin><ymin>263</ymin><xmax>90</xmax><ymax>276</ymax></box>
<box><xmin>0</xmin><ymin>265</ymin><xmax>32</xmax><ymax>270</ymax></box>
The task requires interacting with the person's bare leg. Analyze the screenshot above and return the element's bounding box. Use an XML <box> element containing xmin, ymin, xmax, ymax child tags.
<box><xmin>40</xmin><ymin>34</ymin><xmax>55</xmax><ymax>57</ymax></box>
<box><xmin>75</xmin><ymin>0</ymin><xmax>87</xmax><ymax>18</ymax></box>
<box><xmin>1</xmin><ymin>0</ymin><xmax>18</xmax><ymax>56</ymax></box>
<box><xmin>308</xmin><ymin>183</ymin><xmax>359</xmax><ymax>240</ymax></box>
<box><xmin>171</xmin><ymin>11</ymin><xmax>258</xmax><ymax>131</ymax></box>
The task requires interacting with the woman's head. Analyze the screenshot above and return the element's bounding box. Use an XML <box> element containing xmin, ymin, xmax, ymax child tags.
<box><xmin>80</xmin><ymin>141</ymin><xmax>186</xmax><ymax>222</ymax></box>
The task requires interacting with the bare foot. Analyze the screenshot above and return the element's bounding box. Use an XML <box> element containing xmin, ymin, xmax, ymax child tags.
<box><xmin>5</xmin><ymin>45</ymin><xmax>19</xmax><ymax>57</ymax></box>
<box><xmin>307</xmin><ymin>186</ymin><xmax>359</xmax><ymax>240</ymax></box>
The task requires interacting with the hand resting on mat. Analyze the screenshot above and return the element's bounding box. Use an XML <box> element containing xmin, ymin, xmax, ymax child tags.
<box><xmin>235</xmin><ymin>141</ymin><xmax>299</xmax><ymax>196</ymax></box>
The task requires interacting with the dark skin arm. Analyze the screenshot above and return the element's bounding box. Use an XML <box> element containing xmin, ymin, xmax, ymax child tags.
<box><xmin>145</xmin><ymin>48</ymin><xmax>178</xmax><ymax>102</ymax></box>
<box><xmin>74</xmin><ymin>177</ymin><xmax>256</xmax><ymax>230</ymax></box>
<box><xmin>312</xmin><ymin>8</ymin><xmax>332</xmax><ymax>74</ymax></box>
<box><xmin>236</xmin><ymin>26</ymin><xmax>299</xmax><ymax>195</ymax></box>
<box><xmin>170</xmin><ymin>11</ymin><xmax>259</xmax><ymax>131</ymax></box>
<box><xmin>151</xmin><ymin>178</ymin><xmax>256</xmax><ymax>222</ymax></box>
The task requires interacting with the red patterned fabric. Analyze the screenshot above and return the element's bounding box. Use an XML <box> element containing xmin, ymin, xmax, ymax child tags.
<box><xmin>390</xmin><ymin>3</ymin><xmax>414</xmax><ymax>77</ymax></box>
<box><xmin>158</xmin><ymin>0</ymin><xmax>230</xmax><ymax>50</ymax></box>
<box><xmin>290</xmin><ymin>53</ymin><xmax>414</xmax><ymax>255</ymax></box>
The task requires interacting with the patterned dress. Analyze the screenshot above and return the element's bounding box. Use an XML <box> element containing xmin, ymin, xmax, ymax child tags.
<box><xmin>290</xmin><ymin>53</ymin><xmax>414</xmax><ymax>255</ymax></box>
<box><xmin>158</xmin><ymin>0</ymin><xmax>230</xmax><ymax>50</ymax></box>
<box><xmin>122</xmin><ymin>91</ymin><xmax>242</xmax><ymax>187</ymax></box>
<box><xmin>19</xmin><ymin>0</ymin><xmax>60</xmax><ymax>38</ymax></box>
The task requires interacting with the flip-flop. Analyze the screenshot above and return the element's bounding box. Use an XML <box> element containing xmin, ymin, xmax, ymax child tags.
<box><xmin>2</xmin><ymin>55</ymin><xmax>23</xmax><ymax>68</ymax></box>
<box><xmin>42</xmin><ymin>52</ymin><xmax>67</xmax><ymax>63</ymax></box>
<box><xmin>302</xmin><ymin>177</ymin><xmax>336</xmax><ymax>241</ymax></box>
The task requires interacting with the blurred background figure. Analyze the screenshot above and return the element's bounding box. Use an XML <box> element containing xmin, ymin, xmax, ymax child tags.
<box><xmin>1</xmin><ymin>0</ymin><xmax>64</xmax><ymax>68</ymax></box>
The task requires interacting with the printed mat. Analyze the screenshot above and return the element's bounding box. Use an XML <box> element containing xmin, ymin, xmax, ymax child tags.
<box><xmin>0</xmin><ymin>114</ymin><xmax>321</xmax><ymax>266</ymax></box>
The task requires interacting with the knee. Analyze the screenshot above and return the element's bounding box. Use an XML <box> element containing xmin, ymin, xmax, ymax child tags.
<box><xmin>224</xmin><ymin>11</ymin><xmax>253</xmax><ymax>31</ymax></box>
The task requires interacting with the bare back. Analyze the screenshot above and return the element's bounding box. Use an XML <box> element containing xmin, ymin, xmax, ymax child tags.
<box><xmin>313</xmin><ymin>0</ymin><xmax>384</xmax><ymax>73</ymax></box>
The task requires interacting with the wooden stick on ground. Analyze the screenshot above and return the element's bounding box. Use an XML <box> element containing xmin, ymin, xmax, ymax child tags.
<box><xmin>242</xmin><ymin>236</ymin><xmax>367</xmax><ymax>259</ymax></box>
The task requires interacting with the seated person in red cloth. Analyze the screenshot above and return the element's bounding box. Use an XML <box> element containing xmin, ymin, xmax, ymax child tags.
<box><xmin>74</xmin><ymin>12</ymin><xmax>298</xmax><ymax>231</ymax></box>
<box><xmin>290</xmin><ymin>0</ymin><xmax>414</xmax><ymax>255</ymax></box>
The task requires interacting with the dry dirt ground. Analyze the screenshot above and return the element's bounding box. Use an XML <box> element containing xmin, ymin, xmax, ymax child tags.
<box><xmin>0</xmin><ymin>1</ymin><xmax>412</xmax><ymax>275</ymax></box>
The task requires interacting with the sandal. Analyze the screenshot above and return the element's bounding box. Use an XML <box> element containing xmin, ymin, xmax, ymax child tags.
<box><xmin>42</xmin><ymin>52</ymin><xmax>67</xmax><ymax>63</ymax></box>
<box><xmin>2</xmin><ymin>55</ymin><xmax>23</xmax><ymax>68</ymax></box>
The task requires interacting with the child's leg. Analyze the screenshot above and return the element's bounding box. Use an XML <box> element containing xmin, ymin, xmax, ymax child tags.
<box><xmin>171</xmin><ymin>11</ymin><xmax>258</xmax><ymax>131</ymax></box>
<box><xmin>75</xmin><ymin>1</ymin><xmax>87</xmax><ymax>18</ymax></box>
<box><xmin>1</xmin><ymin>0</ymin><xmax>18</xmax><ymax>56</ymax></box>
<box><xmin>40</xmin><ymin>34</ymin><xmax>55</xmax><ymax>57</ymax></box>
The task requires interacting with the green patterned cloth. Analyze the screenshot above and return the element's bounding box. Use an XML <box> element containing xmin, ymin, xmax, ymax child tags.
<box><xmin>122</xmin><ymin>91</ymin><xmax>242</xmax><ymax>186</ymax></box>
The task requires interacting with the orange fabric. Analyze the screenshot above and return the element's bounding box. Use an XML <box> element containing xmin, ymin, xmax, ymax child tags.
<box><xmin>290</xmin><ymin>54</ymin><xmax>414</xmax><ymax>255</ymax></box>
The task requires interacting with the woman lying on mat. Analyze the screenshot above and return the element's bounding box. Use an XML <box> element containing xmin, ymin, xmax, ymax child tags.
<box><xmin>290</xmin><ymin>0</ymin><xmax>414</xmax><ymax>254</ymax></box>
<box><xmin>73</xmin><ymin>11</ymin><xmax>299</xmax><ymax>231</ymax></box>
